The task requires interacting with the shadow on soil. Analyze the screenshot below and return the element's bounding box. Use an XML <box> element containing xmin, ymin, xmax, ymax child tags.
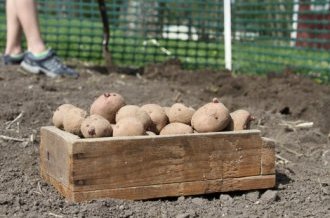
<box><xmin>276</xmin><ymin>170</ymin><xmax>292</xmax><ymax>187</ymax></box>
<box><xmin>87</xmin><ymin>66</ymin><xmax>143</xmax><ymax>76</ymax></box>
<box><xmin>144</xmin><ymin>171</ymin><xmax>292</xmax><ymax>202</ymax></box>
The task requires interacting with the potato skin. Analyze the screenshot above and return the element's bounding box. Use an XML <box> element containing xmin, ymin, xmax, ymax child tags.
<box><xmin>81</xmin><ymin>114</ymin><xmax>112</xmax><ymax>138</ymax></box>
<box><xmin>168</xmin><ymin>103</ymin><xmax>195</xmax><ymax>125</ymax></box>
<box><xmin>163</xmin><ymin>107</ymin><xmax>171</xmax><ymax>118</ymax></box>
<box><xmin>191</xmin><ymin>98</ymin><xmax>230</xmax><ymax>133</ymax></box>
<box><xmin>160</xmin><ymin>123</ymin><xmax>194</xmax><ymax>135</ymax></box>
<box><xmin>113</xmin><ymin>117</ymin><xmax>146</xmax><ymax>137</ymax></box>
<box><xmin>63</xmin><ymin>107</ymin><xmax>88</xmax><ymax>136</ymax></box>
<box><xmin>115</xmin><ymin>105</ymin><xmax>152</xmax><ymax>129</ymax></box>
<box><xmin>52</xmin><ymin>104</ymin><xmax>76</xmax><ymax>129</ymax></box>
<box><xmin>141</xmin><ymin>104</ymin><xmax>168</xmax><ymax>134</ymax></box>
<box><xmin>90</xmin><ymin>92</ymin><xmax>125</xmax><ymax>123</ymax></box>
<box><xmin>226</xmin><ymin>109</ymin><xmax>253</xmax><ymax>131</ymax></box>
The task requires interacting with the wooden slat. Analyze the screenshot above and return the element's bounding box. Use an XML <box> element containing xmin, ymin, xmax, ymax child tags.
<box><xmin>39</xmin><ymin>127</ymin><xmax>276</xmax><ymax>202</ymax></box>
<box><xmin>72</xmin><ymin>130</ymin><xmax>262</xmax><ymax>157</ymax></box>
<box><xmin>222</xmin><ymin>175</ymin><xmax>275</xmax><ymax>192</ymax></box>
<box><xmin>223</xmin><ymin>148</ymin><xmax>261</xmax><ymax>178</ymax></box>
<box><xmin>261</xmin><ymin>137</ymin><xmax>276</xmax><ymax>175</ymax></box>
<box><xmin>70</xmin><ymin>132</ymin><xmax>262</xmax><ymax>192</ymax></box>
<box><xmin>39</xmin><ymin>127</ymin><xmax>78</xmax><ymax>188</ymax></box>
<box><xmin>40</xmin><ymin>168</ymin><xmax>74</xmax><ymax>201</ymax></box>
<box><xmin>71</xmin><ymin>175</ymin><xmax>275</xmax><ymax>202</ymax></box>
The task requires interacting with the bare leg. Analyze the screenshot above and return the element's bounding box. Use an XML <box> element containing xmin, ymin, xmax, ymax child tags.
<box><xmin>5</xmin><ymin>0</ymin><xmax>23</xmax><ymax>55</ymax></box>
<box><xmin>14</xmin><ymin>0</ymin><xmax>46</xmax><ymax>54</ymax></box>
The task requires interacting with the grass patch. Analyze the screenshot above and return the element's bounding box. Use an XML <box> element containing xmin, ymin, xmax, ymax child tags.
<box><xmin>0</xmin><ymin>14</ymin><xmax>328</xmax><ymax>82</ymax></box>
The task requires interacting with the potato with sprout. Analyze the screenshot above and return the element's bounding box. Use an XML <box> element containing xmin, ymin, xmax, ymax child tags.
<box><xmin>90</xmin><ymin>92</ymin><xmax>125</xmax><ymax>123</ymax></box>
<box><xmin>191</xmin><ymin>98</ymin><xmax>230</xmax><ymax>133</ymax></box>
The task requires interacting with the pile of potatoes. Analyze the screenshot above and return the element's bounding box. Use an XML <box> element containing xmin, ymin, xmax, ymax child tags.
<box><xmin>52</xmin><ymin>92</ymin><xmax>254</xmax><ymax>138</ymax></box>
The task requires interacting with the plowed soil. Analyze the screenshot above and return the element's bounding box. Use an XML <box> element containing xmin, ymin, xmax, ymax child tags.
<box><xmin>0</xmin><ymin>60</ymin><xmax>329</xmax><ymax>217</ymax></box>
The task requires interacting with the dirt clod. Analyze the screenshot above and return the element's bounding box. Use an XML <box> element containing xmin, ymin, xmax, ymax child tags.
<box><xmin>175</xmin><ymin>212</ymin><xmax>191</xmax><ymax>218</ymax></box>
<box><xmin>260</xmin><ymin>190</ymin><xmax>278</xmax><ymax>204</ymax></box>
<box><xmin>245</xmin><ymin>191</ymin><xmax>260</xmax><ymax>202</ymax></box>
<box><xmin>220</xmin><ymin>194</ymin><xmax>234</xmax><ymax>205</ymax></box>
<box><xmin>191</xmin><ymin>197</ymin><xmax>205</xmax><ymax>206</ymax></box>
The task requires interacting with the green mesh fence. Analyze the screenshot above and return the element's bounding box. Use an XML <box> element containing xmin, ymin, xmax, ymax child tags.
<box><xmin>232</xmin><ymin>0</ymin><xmax>330</xmax><ymax>82</ymax></box>
<box><xmin>0</xmin><ymin>0</ymin><xmax>329</xmax><ymax>81</ymax></box>
<box><xmin>107</xmin><ymin>0</ymin><xmax>224</xmax><ymax>68</ymax></box>
<box><xmin>0</xmin><ymin>0</ymin><xmax>224</xmax><ymax>68</ymax></box>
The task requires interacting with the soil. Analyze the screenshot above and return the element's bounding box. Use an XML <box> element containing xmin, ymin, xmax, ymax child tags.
<box><xmin>0</xmin><ymin>60</ymin><xmax>329</xmax><ymax>217</ymax></box>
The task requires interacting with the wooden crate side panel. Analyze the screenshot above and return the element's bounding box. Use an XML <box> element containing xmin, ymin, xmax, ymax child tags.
<box><xmin>72</xmin><ymin>130</ymin><xmax>262</xmax><ymax>157</ymax></box>
<box><xmin>71</xmin><ymin>175</ymin><xmax>275</xmax><ymax>202</ymax></box>
<box><xmin>40</xmin><ymin>168</ymin><xmax>73</xmax><ymax>201</ymax></box>
<box><xmin>72</xmin><ymin>179</ymin><xmax>223</xmax><ymax>202</ymax></box>
<box><xmin>71</xmin><ymin>132</ymin><xmax>262</xmax><ymax>192</ymax></box>
<box><xmin>261</xmin><ymin>137</ymin><xmax>276</xmax><ymax>175</ymax></box>
<box><xmin>222</xmin><ymin>148</ymin><xmax>261</xmax><ymax>178</ymax></box>
<box><xmin>40</xmin><ymin>127</ymin><xmax>78</xmax><ymax>188</ymax></box>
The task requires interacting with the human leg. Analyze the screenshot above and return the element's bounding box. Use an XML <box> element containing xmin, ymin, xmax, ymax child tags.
<box><xmin>5</xmin><ymin>0</ymin><xmax>78</xmax><ymax>78</ymax></box>
<box><xmin>2</xmin><ymin>0</ymin><xmax>25</xmax><ymax>65</ymax></box>
<box><xmin>5</xmin><ymin>0</ymin><xmax>23</xmax><ymax>55</ymax></box>
<box><xmin>13</xmin><ymin>0</ymin><xmax>46</xmax><ymax>54</ymax></box>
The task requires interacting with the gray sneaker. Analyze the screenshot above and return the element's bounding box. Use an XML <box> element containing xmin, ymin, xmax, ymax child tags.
<box><xmin>2</xmin><ymin>54</ymin><xmax>24</xmax><ymax>65</ymax></box>
<box><xmin>20</xmin><ymin>49</ymin><xmax>79</xmax><ymax>78</ymax></box>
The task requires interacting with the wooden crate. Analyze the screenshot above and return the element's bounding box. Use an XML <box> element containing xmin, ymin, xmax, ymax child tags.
<box><xmin>40</xmin><ymin>126</ymin><xmax>275</xmax><ymax>202</ymax></box>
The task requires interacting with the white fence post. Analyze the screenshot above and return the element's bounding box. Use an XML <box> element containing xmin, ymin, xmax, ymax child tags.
<box><xmin>224</xmin><ymin>0</ymin><xmax>232</xmax><ymax>71</ymax></box>
<box><xmin>290</xmin><ymin>0</ymin><xmax>300</xmax><ymax>47</ymax></box>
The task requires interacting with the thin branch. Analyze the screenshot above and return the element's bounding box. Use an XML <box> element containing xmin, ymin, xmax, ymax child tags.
<box><xmin>0</xmin><ymin>135</ymin><xmax>27</xmax><ymax>142</ymax></box>
<box><xmin>276</xmin><ymin>154</ymin><xmax>291</xmax><ymax>163</ymax></box>
<box><xmin>279</xmin><ymin>144</ymin><xmax>303</xmax><ymax>157</ymax></box>
<box><xmin>5</xmin><ymin>112</ymin><xmax>24</xmax><ymax>129</ymax></box>
<box><xmin>48</xmin><ymin>213</ymin><xmax>64</xmax><ymax>218</ymax></box>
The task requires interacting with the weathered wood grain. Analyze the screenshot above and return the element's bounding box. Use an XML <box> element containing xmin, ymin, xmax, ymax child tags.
<box><xmin>221</xmin><ymin>175</ymin><xmax>275</xmax><ymax>192</ymax></box>
<box><xmin>70</xmin><ymin>131</ymin><xmax>262</xmax><ymax>192</ymax></box>
<box><xmin>261</xmin><ymin>137</ymin><xmax>276</xmax><ymax>175</ymax></box>
<box><xmin>71</xmin><ymin>175</ymin><xmax>275</xmax><ymax>202</ymax></box>
<box><xmin>39</xmin><ymin>126</ymin><xmax>276</xmax><ymax>202</ymax></box>
<box><xmin>40</xmin><ymin>167</ymin><xmax>74</xmax><ymax>201</ymax></box>
<box><xmin>39</xmin><ymin>127</ymin><xmax>78</xmax><ymax>188</ymax></box>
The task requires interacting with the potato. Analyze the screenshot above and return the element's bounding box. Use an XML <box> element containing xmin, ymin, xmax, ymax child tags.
<box><xmin>226</xmin><ymin>109</ymin><xmax>254</xmax><ymax>131</ymax></box>
<box><xmin>81</xmin><ymin>114</ymin><xmax>112</xmax><ymax>138</ymax></box>
<box><xmin>63</xmin><ymin>107</ymin><xmax>88</xmax><ymax>136</ymax></box>
<box><xmin>191</xmin><ymin>98</ymin><xmax>230</xmax><ymax>133</ymax></box>
<box><xmin>113</xmin><ymin>117</ymin><xmax>146</xmax><ymax>137</ymax></box>
<box><xmin>163</xmin><ymin>107</ymin><xmax>171</xmax><ymax>118</ymax></box>
<box><xmin>140</xmin><ymin>104</ymin><xmax>168</xmax><ymax>134</ymax></box>
<box><xmin>52</xmin><ymin>104</ymin><xmax>76</xmax><ymax>129</ymax></box>
<box><xmin>90</xmin><ymin>92</ymin><xmax>125</xmax><ymax>123</ymax></box>
<box><xmin>168</xmin><ymin>103</ymin><xmax>195</xmax><ymax>125</ymax></box>
<box><xmin>159</xmin><ymin>123</ymin><xmax>194</xmax><ymax>135</ymax></box>
<box><xmin>115</xmin><ymin>105</ymin><xmax>152</xmax><ymax>129</ymax></box>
